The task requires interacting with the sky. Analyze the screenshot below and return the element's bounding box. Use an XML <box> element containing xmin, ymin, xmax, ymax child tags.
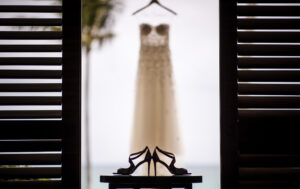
<box><xmin>82</xmin><ymin>0</ymin><xmax>220</xmax><ymax>166</ymax></box>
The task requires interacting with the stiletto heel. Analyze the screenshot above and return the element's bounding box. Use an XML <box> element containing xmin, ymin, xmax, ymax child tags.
<box><xmin>147</xmin><ymin>160</ymin><xmax>151</xmax><ymax>176</ymax></box>
<box><xmin>152</xmin><ymin>146</ymin><xmax>191</xmax><ymax>175</ymax></box>
<box><xmin>154</xmin><ymin>161</ymin><xmax>157</xmax><ymax>176</ymax></box>
<box><xmin>114</xmin><ymin>146</ymin><xmax>152</xmax><ymax>175</ymax></box>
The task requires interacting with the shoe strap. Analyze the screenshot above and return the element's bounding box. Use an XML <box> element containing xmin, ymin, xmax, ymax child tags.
<box><xmin>156</xmin><ymin>147</ymin><xmax>175</xmax><ymax>158</ymax></box>
<box><xmin>129</xmin><ymin>147</ymin><xmax>148</xmax><ymax>160</ymax></box>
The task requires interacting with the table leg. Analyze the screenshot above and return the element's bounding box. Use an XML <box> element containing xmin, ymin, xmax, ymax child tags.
<box><xmin>185</xmin><ymin>184</ymin><xmax>192</xmax><ymax>189</ymax></box>
<box><xmin>109</xmin><ymin>184</ymin><xmax>116</xmax><ymax>189</ymax></box>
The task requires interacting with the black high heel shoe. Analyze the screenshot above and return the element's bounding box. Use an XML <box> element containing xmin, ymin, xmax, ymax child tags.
<box><xmin>114</xmin><ymin>146</ymin><xmax>152</xmax><ymax>176</ymax></box>
<box><xmin>152</xmin><ymin>146</ymin><xmax>191</xmax><ymax>176</ymax></box>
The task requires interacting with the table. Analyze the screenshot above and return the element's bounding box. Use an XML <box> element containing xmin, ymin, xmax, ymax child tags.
<box><xmin>100</xmin><ymin>175</ymin><xmax>202</xmax><ymax>189</ymax></box>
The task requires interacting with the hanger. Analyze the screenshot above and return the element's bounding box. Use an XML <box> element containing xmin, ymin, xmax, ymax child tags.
<box><xmin>132</xmin><ymin>0</ymin><xmax>177</xmax><ymax>16</ymax></box>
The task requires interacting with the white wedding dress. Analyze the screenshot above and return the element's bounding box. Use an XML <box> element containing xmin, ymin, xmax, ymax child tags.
<box><xmin>130</xmin><ymin>23</ymin><xmax>182</xmax><ymax>176</ymax></box>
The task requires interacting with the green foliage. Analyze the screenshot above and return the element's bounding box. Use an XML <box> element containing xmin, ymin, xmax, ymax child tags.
<box><xmin>82</xmin><ymin>0</ymin><xmax>121</xmax><ymax>53</ymax></box>
<box><xmin>0</xmin><ymin>165</ymin><xmax>19</xmax><ymax>168</ymax></box>
<box><xmin>0</xmin><ymin>165</ymin><xmax>51</xmax><ymax>181</ymax></box>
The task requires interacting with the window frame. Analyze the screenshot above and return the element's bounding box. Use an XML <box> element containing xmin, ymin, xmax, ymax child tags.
<box><xmin>219</xmin><ymin>1</ymin><xmax>239</xmax><ymax>189</ymax></box>
<box><xmin>62</xmin><ymin>0</ymin><xmax>82</xmax><ymax>188</ymax></box>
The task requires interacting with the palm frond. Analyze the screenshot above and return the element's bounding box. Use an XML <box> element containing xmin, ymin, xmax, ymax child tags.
<box><xmin>82</xmin><ymin>0</ymin><xmax>122</xmax><ymax>52</ymax></box>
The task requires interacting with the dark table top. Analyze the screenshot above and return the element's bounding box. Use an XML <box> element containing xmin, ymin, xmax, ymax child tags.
<box><xmin>100</xmin><ymin>175</ymin><xmax>202</xmax><ymax>184</ymax></box>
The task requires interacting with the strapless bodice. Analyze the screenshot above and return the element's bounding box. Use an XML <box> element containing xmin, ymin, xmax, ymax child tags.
<box><xmin>140</xmin><ymin>23</ymin><xmax>169</xmax><ymax>47</ymax></box>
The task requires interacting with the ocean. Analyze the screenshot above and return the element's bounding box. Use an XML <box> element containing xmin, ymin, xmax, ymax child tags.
<box><xmin>82</xmin><ymin>165</ymin><xmax>220</xmax><ymax>189</ymax></box>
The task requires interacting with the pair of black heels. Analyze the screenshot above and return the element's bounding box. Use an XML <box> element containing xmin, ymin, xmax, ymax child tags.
<box><xmin>114</xmin><ymin>146</ymin><xmax>190</xmax><ymax>176</ymax></box>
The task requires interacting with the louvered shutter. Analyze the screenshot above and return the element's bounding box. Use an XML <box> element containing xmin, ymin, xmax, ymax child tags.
<box><xmin>237</xmin><ymin>1</ymin><xmax>300</xmax><ymax>188</ymax></box>
<box><xmin>221</xmin><ymin>1</ymin><xmax>300</xmax><ymax>189</ymax></box>
<box><xmin>0</xmin><ymin>0</ymin><xmax>81</xmax><ymax>189</ymax></box>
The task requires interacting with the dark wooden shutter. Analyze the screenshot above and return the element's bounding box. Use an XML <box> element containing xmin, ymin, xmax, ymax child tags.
<box><xmin>237</xmin><ymin>1</ymin><xmax>300</xmax><ymax>189</ymax></box>
<box><xmin>0</xmin><ymin>0</ymin><xmax>81</xmax><ymax>189</ymax></box>
<box><xmin>221</xmin><ymin>1</ymin><xmax>300</xmax><ymax>189</ymax></box>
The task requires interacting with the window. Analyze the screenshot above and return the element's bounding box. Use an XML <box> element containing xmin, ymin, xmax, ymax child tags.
<box><xmin>86</xmin><ymin>1</ymin><xmax>220</xmax><ymax>189</ymax></box>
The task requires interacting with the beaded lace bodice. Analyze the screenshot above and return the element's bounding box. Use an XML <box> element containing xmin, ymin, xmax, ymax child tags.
<box><xmin>139</xmin><ymin>23</ymin><xmax>172</xmax><ymax>81</ymax></box>
<box><xmin>140</xmin><ymin>23</ymin><xmax>169</xmax><ymax>47</ymax></box>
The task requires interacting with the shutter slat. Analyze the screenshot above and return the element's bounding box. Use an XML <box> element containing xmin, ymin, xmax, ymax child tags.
<box><xmin>238</xmin><ymin>31</ymin><xmax>300</xmax><ymax>43</ymax></box>
<box><xmin>238</xmin><ymin>44</ymin><xmax>300</xmax><ymax>56</ymax></box>
<box><xmin>239</xmin><ymin>120</ymin><xmax>300</xmax><ymax>154</ymax></box>
<box><xmin>0</xmin><ymin>110</ymin><xmax>61</xmax><ymax>119</ymax></box>
<box><xmin>240</xmin><ymin>154</ymin><xmax>300</xmax><ymax>167</ymax></box>
<box><xmin>240</xmin><ymin>181</ymin><xmax>300</xmax><ymax>189</ymax></box>
<box><xmin>0</xmin><ymin>31</ymin><xmax>62</xmax><ymax>40</ymax></box>
<box><xmin>238</xmin><ymin>5</ymin><xmax>300</xmax><ymax>16</ymax></box>
<box><xmin>239</xmin><ymin>109</ymin><xmax>300</xmax><ymax>118</ymax></box>
<box><xmin>238</xmin><ymin>0</ymin><xmax>300</xmax><ymax>3</ymax></box>
<box><xmin>0</xmin><ymin>45</ymin><xmax>62</xmax><ymax>52</ymax></box>
<box><xmin>0</xmin><ymin>58</ymin><xmax>62</xmax><ymax>65</ymax></box>
<box><xmin>0</xmin><ymin>140</ymin><xmax>61</xmax><ymax>152</ymax></box>
<box><xmin>239</xmin><ymin>83</ymin><xmax>300</xmax><ymax>95</ymax></box>
<box><xmin>239</xmin><ymin>168</ymin><xmax>300</xmax><ymax>181</ymax></box>
<box><xmin>0</xmin><ymin>70</ymin><xmax>61</xmax><ymax>79</ymax></box>
<box><xmin>0</xmin><ymin>5</ymin><xmax>62</xmax><ymax>12</ymax></box>
<box><xmin>0</xmin><ymin>84</ymin><xmax>61</xmax><ymax>92</ymax></box>
<box><xmin>0</xmin><ymin>97</ymin><xmax>61</xmax><ymax>105</ymax></box>
<box><xmin>239</xmin><ymin>95</ymin><xmax>300</xmax><ymax>108</ymax></box>
<box><xmin>238</xmin><ymin>57</ymin><xmax>300</xmax><ymax>69</ymax></box>
<box><xmin>0</xmin><ymin>19</ymin><xmax>62</xmax><ymax>26</ymax></box>
<box><xmin>238</xmin><ymin>69</ymin><xmax>300</xmax><ymax>82</ymax></box>
<box><xmin>0</xmin><ymin>153</ymin><xmax>61</xmax><ymax>165</ymax></box>
<box><xmin>0</xmin><ymin>180</ymin><xmax>61</xmax><ymax>189</ymax></box>
<box><xmin>0</xmin><ymin>167</ymin><xmax>61</xmax><ymax>179</ymax></box>
<box><xmin>0</xmin><ymin>121</ymin><xmax>62</xmax><ymax>139</ymax></box>
<box><xmin>238</xmin><ymin>19</ymin><xmax>300</xmax><ymax>29</ymax></box>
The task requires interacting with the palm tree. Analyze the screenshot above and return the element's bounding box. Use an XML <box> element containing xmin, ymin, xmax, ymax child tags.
<box><xmin>82</xmin><ymin>0</ymin><xmax>121</xmax><ymax>189</ymax></box>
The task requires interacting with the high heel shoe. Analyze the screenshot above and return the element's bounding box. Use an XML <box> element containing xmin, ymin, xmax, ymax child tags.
<box><xmin>152</xmin><ymin>146</ymin><xmax>191</xmax><ymax>176</ymax></box>
<box><xmin>114</xmin><ymin>146</ymin><xmax>151</xmax><ymax>176</ymax></box>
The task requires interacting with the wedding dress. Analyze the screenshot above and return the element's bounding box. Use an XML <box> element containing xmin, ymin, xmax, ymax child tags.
<box><xmin>130</xmin><ymin>23</ymin><xmax>182</xmax><ymax>175</ymax></box>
